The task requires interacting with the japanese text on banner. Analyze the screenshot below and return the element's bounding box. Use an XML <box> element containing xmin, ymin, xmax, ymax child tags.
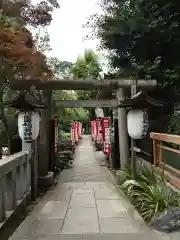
<box><xmin>101</xmin><ymin>118</ymin><xmax>111</xmax><ymax>155</ymax></box>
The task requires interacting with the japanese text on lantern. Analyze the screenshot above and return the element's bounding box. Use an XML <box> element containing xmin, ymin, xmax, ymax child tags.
<box><xmin>23</xmin><ymin>113</ymin><xmax>32</xmax><ymax>142</ymax></box>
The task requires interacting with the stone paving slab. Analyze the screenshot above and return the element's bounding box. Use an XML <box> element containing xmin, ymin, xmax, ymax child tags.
<box><xmin>69</xmin><ymin>193</ymin><xmax>96</xmax><ymax>208</ymax></box>
<box><xmin>10</xmin><ymin>135</ymin><xmax>164</xmax><ymax>240</ymax></box>
<box><xmin>45</xmin><ymin>188</ymin><xmax>73</xmax><ymax>202</ymax></box>
<box><xmin>73</xmin><ymin>188</ymin><xmax>94</xmax><ymax>194</ymax></box>
<box><xmin>94</xmin><ymin>188</ymin><xmax>120</xmax><ymax>200</ymax></box>
<box><xmin>9</xmin><ymin>233</ymin><xmax>162</xmax><ymax>240</ymax></box>
<box><xmin>32</xmin><ymin>219</ymin><xmax>63</xmax><ymax>236</ymax></box>
<box><xmin>81</xmin><ymin>233</ymin><xmax>161</xmax><ymax>240</ymax></box>
<box><xmin>99</xmin><ymin>217</ymin><xmax>143</xmax><ymax>233</ymax></box>
<box><xmin>61</xmin><ymin>207</ymin><xmax>99</xmax><ymax>234</ymax></box>
<box><xmin>38</xmin><ymin>201</ymin><xmax>69</xmax><ymax>220</ymax></box>
<box><xmin>96</xmin><ymin>199</ymin><xmax>128</xmax><ymax>218</ymax></box>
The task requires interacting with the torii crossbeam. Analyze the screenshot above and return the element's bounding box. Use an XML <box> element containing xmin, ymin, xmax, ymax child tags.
<box><xmin>10</xmin><ymin>79</ymin><xmax>156</xmax><ymax>90</ymax></box>
<box><xmin>55</xmin><ymin>99</ymin><xmax>118</xmax><ymax>108</ymax></box>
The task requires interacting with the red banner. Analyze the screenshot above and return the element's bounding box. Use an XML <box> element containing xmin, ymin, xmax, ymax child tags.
<box><xmin>75</xmin><ymin>122</ymin><xmax>79</xmax><ymax>141</ymax></box>
<box><xmin>71</xmin><ymin>122</ymin><xmax>76</xmax><ymax>145</ymax></box>
<box><xmin>101</xmin><ymin>118</ymin><xmax>111</xmax><ymax>155</ymax></box>
<box><xmin>54</xmin><ymin>118</ymin><xmax>59</xmax><ymax>153</ymax></box>
<box><xmin>91</xmin><ymin>120</ymin><xmax>96</xmax><ymax>139</ymax></box>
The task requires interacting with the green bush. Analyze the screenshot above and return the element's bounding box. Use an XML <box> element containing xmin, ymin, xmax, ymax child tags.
<box><xmin>59</xmin><ymin>130</ymin><xmax>71</xmax><ymax>141</ymax></box>
<box><xmin>165</xmin><ymin>114</ymin><xmax>180</xmax><ymax>149</ymax></box>
<box><xmin>120</xmin><ymin>166</ymin><xmax>180</xmax><ymax>222</ymax></box>
<box><xmin>55</xmin><ymin>130</ymin><xmax>73</xmax><ymax>171</ymax></box>
<box><xmin>55</xmin><ymin>153</ymin><xmax>73</xmax><ymax>171</ymax></box>
<box><xmin>59</xmin><ymin>130</ymin><xmax>72</xmax><ymax>151</ymax></box>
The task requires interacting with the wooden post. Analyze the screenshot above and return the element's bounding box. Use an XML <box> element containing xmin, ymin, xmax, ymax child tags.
<box><xmin>31</xmin><ymin>140</ymin><xmax>38</xmax><ymax>201</ymax></box>
<box><xmin>153</xmin><ymin>139</ymin><xmax>162</xmax><ymax>167</ymax></box>
<box><xmin>49</xmin><ymin>119</ymin><xmax>55</xmax><ymax>171</ymax></box>
<box><xmin>113</xmin><ymin>118</ymin><xmax>120</xmax><ymax>169</ymax></box>
<box><xmin>131</xmin><ymin>83</ymin><xmax>137</xmax><ymax>179</ymax></box>
<box><xmin>38</xmin><ymin>90</ymin><xmax>50</xmax><ymax>176</ymax></box>
<box><xmin>38</xmin><ymin>89</ymin><xmax>54</xmax><ymax>187</ymax></box>
<box><xmin>116</xmin><ymin>88</ymin><xmax>129</xmax><ymax>169</ymax></box>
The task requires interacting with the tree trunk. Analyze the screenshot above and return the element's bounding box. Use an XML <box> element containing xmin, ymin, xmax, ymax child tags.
<box><xmin>0</xmin><ymin>91</ymin><xmax>11</xmax><ymax>154</ymax></box>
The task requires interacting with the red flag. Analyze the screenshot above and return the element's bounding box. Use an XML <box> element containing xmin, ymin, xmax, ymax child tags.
<box><xmin>91</xmin><ymin>120</ymin><xmax>96</xmax><ymax>138</ymax></box>
<box><xmin>71</xmin><ymin>122</ymin><xmax>76</xmax><ymax>145</ymax></box>
<box><xmin>54</xmin><ymin>118</ymin><xmax>59</xmax><ymax>153</ymax></box>
<box><xmin>75</xmin><ymin>122</ymin><xmax>79</xmax><ymax>141</ymax></box>
<box><xmin>101</xmin><ymin>118</ymin><xmax>111</xmax><ymax>155</ymax></box>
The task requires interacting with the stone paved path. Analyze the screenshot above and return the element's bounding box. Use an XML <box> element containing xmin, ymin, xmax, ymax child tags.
<box><xmin>10</xmin><ymin>135</ymin><xmax>163</xmax><ymax>240</ymax></box>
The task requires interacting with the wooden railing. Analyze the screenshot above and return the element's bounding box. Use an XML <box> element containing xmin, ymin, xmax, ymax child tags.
<box><xmin>0</xmin><ymin>151</ymin><xmax>31</xmax><ymax>228</ymax></box>
<box><xmin>150</xmin><ymin>132</ymin><xmax>180</xmax><ymax>188</ymax></box>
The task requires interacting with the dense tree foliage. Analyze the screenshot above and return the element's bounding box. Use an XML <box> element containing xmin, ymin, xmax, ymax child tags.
<box><xmin>86</xmin><ymin>0</ymin><xmax>180</xmax><ymax>85</ymax></box>
<box><xmin>72</xmin><ymin>49</ymin><xmax>102</xmax><ymax>101</ymax></box>
<box><xmin>72</xmin><ymin>49</ymin><xmax>103</xmax><ymax>120</ymax></box>
<box><xmin>48</xmin><ymin>57</ymin><xmax>73</xmax><ymax>79</ymax></box>
<box><xmin>72</xmin><ymin>49</ymin><xmax>102</xmax><ymax>80</ymax></box>
<box><xmin>0</xmin><ymin>0</ymin><xmax>60</xmax><ymax>81</ymax></box>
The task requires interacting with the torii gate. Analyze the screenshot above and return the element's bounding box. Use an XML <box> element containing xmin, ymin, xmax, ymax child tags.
<box><xmin>11</xmin><ymin>78</ymin><xmax>156</xmax><ymax>172</ymax></box>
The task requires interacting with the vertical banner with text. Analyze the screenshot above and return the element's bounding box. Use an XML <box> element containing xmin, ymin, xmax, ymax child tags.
<box><xmin>94</xmin><ymin>120</ymin><xmax>97</xmax><ymax>140</ymax></box>
<box><xmin>101</xmin><ymin>117</ymin><xmax>111</xmax><ymax>155</ymax></box>
<box><xmin>71</xmin><ymin>122</ymin><xmax>76</xmax><ymax>145</ymax></box>
<box><xmin>96</xmin><ymin>119</ymin><xmax>102</xmax><ymax>144</ymax></box>
<box><xmin>91</xmin><ymin>120</ymin><xmax>96</xmax><ymax>140</ymax></box>
<box><xmin>75</xmin><ymin>122</ymin><xmax>79</xmax><ymax>142</ymax></box>
<box><xmin>54</xmin><ymin>118</ymin><xmax>59</xmax><ymax>153</ymax></box>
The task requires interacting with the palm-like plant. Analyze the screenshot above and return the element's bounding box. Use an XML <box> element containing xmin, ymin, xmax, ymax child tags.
<box><xmin>119</xmin><ymin>164</ymin><xmax>160</xmax><ymax>185</ymax></box>
<box><xmin>120</xmin><ymin>166</ymin><xmax>180</xmax><ymax>222</ymax></box>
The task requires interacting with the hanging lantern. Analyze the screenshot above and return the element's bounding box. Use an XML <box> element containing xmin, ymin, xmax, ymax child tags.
<box><xmin>95</xmin><ymin>108</ymin><xmax>104</xmax><ymax>118</ymax></box>
<box><xmin>127</xmin><ymin>109</ymin><xmax>148</xmax><ymax>139</ymax></box>
<box><xmin>4</xmin><ymin>91</ymin><xmax>46</xmax><ymax>145</ymax></box>
<box><xmin>18</xmin><ymin>111</ymin><xmax>40</xmax><ymax>143</ymax></box>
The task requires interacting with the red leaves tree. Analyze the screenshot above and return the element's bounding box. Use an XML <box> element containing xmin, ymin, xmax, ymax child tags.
<box><xmin>0</xmin><ymin>0</ymin><xmax>60</xmax><ymax>81</ymax></box>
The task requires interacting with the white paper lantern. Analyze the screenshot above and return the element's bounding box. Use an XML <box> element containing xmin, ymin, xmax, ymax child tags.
<box><xmin>127</xmin><ymin>109</ymin><xmax>148</xmax><ymax>139</ymax></box>
<box><xmin>18</xmin><ymin>111</ymin><xmax>40</xmax><ymax>142</ymax></box>
<box><xmin>95</xmin><ymin>108</ymin><xmax>104</xmax><ymax>118</ymax></box>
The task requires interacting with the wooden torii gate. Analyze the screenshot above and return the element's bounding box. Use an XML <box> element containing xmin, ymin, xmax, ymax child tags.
<box><xmin>11</xmin><ymin>78</ymin><xmax>156</xmax><ymax>175</ymax></box>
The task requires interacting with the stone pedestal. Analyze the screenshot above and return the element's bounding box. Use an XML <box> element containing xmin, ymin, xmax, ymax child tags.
<box><xmin>38</xmin><ymin>171</ymin><xmax>54</xmax><ymax>189</ymax></box>
<box><xmin>115</xmin><ymin>170</ymin><xmax>126</xmax><ymax>185</ymax></box>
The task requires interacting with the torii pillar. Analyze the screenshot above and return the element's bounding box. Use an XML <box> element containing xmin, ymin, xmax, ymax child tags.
<box><xmin>38</xmin><ymin>89</ymin><xmax>54</xmax><ymax>188</ymax></box>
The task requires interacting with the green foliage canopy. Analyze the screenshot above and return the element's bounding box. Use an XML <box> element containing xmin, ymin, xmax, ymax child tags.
<box><xmin>86</xmin><ymin>0</ymin><xmax>180</xmax><ymax>84</ymax></box>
